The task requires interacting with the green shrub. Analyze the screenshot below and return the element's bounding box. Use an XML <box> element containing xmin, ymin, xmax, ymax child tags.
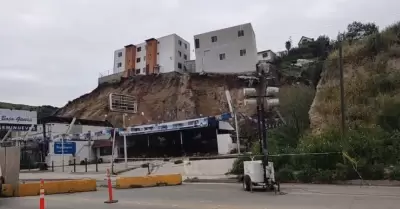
<box><xmin>359</xmin><ymin>164</ymin><xmax>385</xmax><ymax>180</ymax></box>
<box><xmin>295</xmin><ymin>167</ymin><xmax>317</xmax><ymax>183</ymax></box>
<box><xmin>314</xmin><ymin>170</ymin><xmax>335</xmax><ymax>183</ymax></box>
<box><xmin>229</xmin><ymin>155</ymin><xmax>252</xmax><ymax>175</ymax></box>
<box><xmin>389</xmin><ymin>166</ymin><xmax>400</xmax><ymax>181</ymax></box>
<box><xmin>276</xmin><ymin>167</ymin><xmax>295</xmax><ymax>182</ymax></box>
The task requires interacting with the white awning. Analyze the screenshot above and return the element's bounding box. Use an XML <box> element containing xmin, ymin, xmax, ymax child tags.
<box><xmin>218</xmin><ymin>121</ymin><xmax>235</xmax><ymax>131</ymax></box>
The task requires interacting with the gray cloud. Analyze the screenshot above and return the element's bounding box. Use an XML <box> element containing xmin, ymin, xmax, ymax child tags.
<box><xmin>1</xmin><ymin>0</ymin><xmax>399</xmax><ymax>107</ymax></box>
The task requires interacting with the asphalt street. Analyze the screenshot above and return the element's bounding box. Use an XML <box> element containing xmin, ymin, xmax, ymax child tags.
<box><xmin>1</xmin><ymin>183</ymin><xmax>400</xmax><ymax>209</ymax></box>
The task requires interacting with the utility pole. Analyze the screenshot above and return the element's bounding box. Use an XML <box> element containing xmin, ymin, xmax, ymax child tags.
<box><xmin>243</xmin><ymin>61</ymin><xmax>279</xmax><ymax>182</ymax></box>
<box><xmin>339</xmin><ymin>33</ymin><xmax>346</xmax><ymax>138</ymax></box>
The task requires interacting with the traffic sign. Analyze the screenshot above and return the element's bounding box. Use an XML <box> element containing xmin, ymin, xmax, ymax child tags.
<box><xmin>54</xmin><ymin>142</ymin><xmax>76</xmax><ymax>154</ymax></box>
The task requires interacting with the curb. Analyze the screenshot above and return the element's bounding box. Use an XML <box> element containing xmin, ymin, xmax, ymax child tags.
<box><xmin>183</xmin><ymin>178</ymin><xmax>400</xmax><ymax>187</ymax></box>
<box><xmin>183</xmin><ymin>178</ymin><xmax>238</xmax><ymax>184</ymax></box>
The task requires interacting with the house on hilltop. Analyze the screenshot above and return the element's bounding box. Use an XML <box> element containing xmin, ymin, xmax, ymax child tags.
<box><xmin>298</xmin><ymin>36</ymin><xmax>314</xmax><ymax>47</ymax></box>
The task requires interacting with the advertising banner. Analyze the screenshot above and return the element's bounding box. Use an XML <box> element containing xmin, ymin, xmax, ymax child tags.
<box><xmin>0</xmin><ymin>109</ymin><xmax>37</xmax><ymax>131</ymax></box>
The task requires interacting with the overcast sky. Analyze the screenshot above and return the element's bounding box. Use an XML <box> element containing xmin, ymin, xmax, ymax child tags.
<box><xmin>1</xmin><ymin>0</ymin><xmax>399</xmax><ymax>107</ymax></box>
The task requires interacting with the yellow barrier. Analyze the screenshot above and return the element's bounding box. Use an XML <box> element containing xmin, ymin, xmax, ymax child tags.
<box><xmin>116</xmin><ymin>174</ymin><xmax>182</xmax><ymax>189</ymax></box>
<box><xmin>1</xmin><ymin>184</ymin><xmax>14</xmax><ymax>197</ymax></box>
<box><xmin>17</xmin><ymin>179</ymin><xmax>97</xmax><ymax>197</ymax></box>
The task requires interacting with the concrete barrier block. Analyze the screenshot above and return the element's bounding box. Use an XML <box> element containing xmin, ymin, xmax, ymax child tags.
<box><xmin>116</xmin><ymin>174</ymin><xmax>182</xmax><ymax>189</ymax></box>
<box><xmin>153</xmin><ymin>174</ymin><xmax>182</xmax><ymax>186</ymax></box>
<box><xmin>17</xmin><ymin>183</ymin><xmax>40</xmax><ymax>197</ymax></box>
<box><xmin>1</xmin><ymin>184</ymin><xmax>14</xmax><ymax>197</ymax></box>
<box><xmin>17</xmin><ymin>179</ymin><xmax>97</xmax><ymax>197</ymax></box>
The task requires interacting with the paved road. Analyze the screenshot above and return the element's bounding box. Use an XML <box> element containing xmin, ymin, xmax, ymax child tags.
<box><xmin>2</xmin><ymin>183</ymin><xmax>400</xmax><ymax>209</ymax></box>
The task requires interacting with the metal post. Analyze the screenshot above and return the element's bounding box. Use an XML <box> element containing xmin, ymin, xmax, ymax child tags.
<box><xmin>180</xmin><ymin>131</ymin><xmax>184</xmax><ymax>154</ymax></box>
<box><xmin>95</xmin><ymin>156</ymin><xmax>98</xmax><ymax>172</ymax></box>
<box><xmin>234</xmin><ymin>113</ymin><xmax>240</xmax><ymax>154</ymax></box>
<box><xmin>225</xmin><ymin>90</ymin><xmax>241</xmax><ymax>154</ymax></box>
<box><xmin>123</xmin><ymin>114</ymin><xmax>128</xmax><ymax>169</ymax></box>
<box><xmin>260</xmin><ymin>74</ymin><xmax>268</xmax><ymax>163</ymax></box>
<box><xmin>51</xmin><ymin>161</ymin><xmax>54</xmax><ymax>172</ymax></box>
<box><xmin>256</xmin><ymin>105</ymin><xmax>263</xmax><ymax>155</ymax></box>
<box><xmin>110</xmin><ymin>129</ymin><xmax>116</xmax><ymax>174</ymax></box>
<box><xmin>257</xmin><ymin>64</ymin><xmax>268</xmax><ymax>182</ymax></box>
<box><xmin>62</xmin><ymin>138</ymin><xmax>64</xmax><ymax>172</ymax></box>
<box><xmin>73</xmin><ymin>158</ymin><xmax>76</xmax><ymax>173</ymax></box>
<box><xmin>88</xmin><ymin>132</ymin><xmax>92</xmax><ymax>163</ymax></box>
<box><xmin>85</xmin><ymin>158</ymin><xmax>88</xmax><ymax>172</ymax></box>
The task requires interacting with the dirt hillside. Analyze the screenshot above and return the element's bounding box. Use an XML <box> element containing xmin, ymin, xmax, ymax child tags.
<box><xmin>56</xmin><ymin>73</ymin><xmax>255</xmax><ymax>127</ymax></box>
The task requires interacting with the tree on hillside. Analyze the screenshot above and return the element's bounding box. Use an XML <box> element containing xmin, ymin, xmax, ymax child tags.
<box><xmin>285</xmin><ymin>37</ymin><xmax>292</xmax><ymax>53</ymax></box>
<box><xmin>346</xmin><ymin>21</ymin><xmax>379</xmax><ymax>42</ymax></box>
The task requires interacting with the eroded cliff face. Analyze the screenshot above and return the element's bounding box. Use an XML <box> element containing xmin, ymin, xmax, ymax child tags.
<box><xmin>309</xmin><ymin>54</ymin><xmax>400</xmax><ymax>134</ymax></box>
<box><xmin>56</xmin><ymin>73</ymin><xmax>254</xmax><ymax>127</ymax></box>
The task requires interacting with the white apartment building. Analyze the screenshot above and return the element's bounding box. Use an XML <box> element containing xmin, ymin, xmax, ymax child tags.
<box><xmin>194</xmin><ymin>23</ymin><xmax>258</xmax><ymax>74</ymax></box>
<box><xmin>113</xmin><ymin>34</ymin><xmax>190</xmax><ymax>76</ymax></box>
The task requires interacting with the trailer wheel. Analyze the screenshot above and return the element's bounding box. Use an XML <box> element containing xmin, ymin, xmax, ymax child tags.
<box><xmin>243</xmin><ymin>175</ymin><xmax>252</xmax><ymax>192</ymax></box>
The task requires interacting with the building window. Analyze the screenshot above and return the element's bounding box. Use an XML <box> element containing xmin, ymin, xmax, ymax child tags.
<box><xmin>136</xmin><ymin>58</ymin><xmax>141</xmax><ymax>63</ymax></box>
<box><xmin>240</xmin><ymin>49</ymin><xmax>246</xmax><ymax>56</ymax></box>
<box><xmin>178</xmin><ymin>51</ymin><xmax>182</xmax><ymax>57</ymax></box>
<box><xmin>211</xmin><ymin>36</ymin><xmax>217</xmax><ymax>42</ymax></box>
<box><xmin>137</xmin><ymin>47</ymin><xmax>141</xmax><ymax>52</ymax></box>
<box><xmin>219</xmin><ymin>53</ymin><xmax>226</xmax><ymax>60</ymax></box>
<box><xmin>118</xmin><ymin>52</ymin><xmax>122</xmax><ymax>57</ymax></box>
<box><xmin>262</xmin><ymin>53</ymin><xmax>268</xmax><ymax>58</ymax></box>
<box><xmin>178</xmin><ymin>40</ymin><xmax>182</xmax><ymax>46</ymax></box>
<box><xmin>238</xmin><ymin>30</ymin><xmax>244</xmax><ymax>37</ymax></box>
<box><xmin>178</xmin><ymin>62</ymin><xmax>182</xmax><ymax>69</ymax></box>
<box><xmin>195</xmin><ymin>39</ymin><xmax>200</xmax><ymax>49</ymax></box>
<box><xmin>117</xmin><ymin>62</ymin><xmax>122</xmax><ymax>67</ymax></box>
<box><xmin>142</xmin><ymin>68</ymin><xmax>146</xmax><ymax>74</ymax></box>
<box><xmin>184</xmin><ymin>43</ymin><xmax>187</xmax><ymax>49</ymax></box>
<box><xmin>184</xmin><ymin>54</ymin><xmax>187</xmax><ymax>60</ymax></box>
<box><xmin>144</xmin><ymin>56</ymin><xmax>146</xmax><ymax>61</ymax></box>
<box><xmin>136</xmin><ymin>69</ymin><xmax>140</xmax><ymax>74</ymax></box>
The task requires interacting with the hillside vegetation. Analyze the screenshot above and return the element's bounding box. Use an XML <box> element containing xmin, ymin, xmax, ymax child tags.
<box><xmin>0</xmin><ymin>102</ymin><xmax>58</xmax><ymax>119</ymax></box>
<box><xmin>232</xmin><ymin>21</ymin><xmax>400</xmax><ymax>183</ymax></box>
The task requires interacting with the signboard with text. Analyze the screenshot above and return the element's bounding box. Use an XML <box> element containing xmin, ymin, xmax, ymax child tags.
<box><xmin>0</xmin><ymin>124</ymin><xmax>37</xmax><ymax>131</ymax></box>
<box><xmin>54</xmin><ymin>142</ymin><xmax>76</xmax><ymax>155</ymax></box>
<box><xmin>0</xmin><ymin>109</ymin><xmax>37</xmax><ymax>131</ymax></box>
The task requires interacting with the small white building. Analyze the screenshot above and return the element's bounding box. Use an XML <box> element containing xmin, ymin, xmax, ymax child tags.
<box><xmin>194</xmin><ymin>23</ymin><xmax>258</xmax><ymax>74</ymax></box>
<box><xmin>113</xmin><ymin>34</ymin><xmax>191</xmax><ymax>76</ymax></box>
<box><xmin>257</xmin><ymin>50</ymin><xmax>277</xmax><ymax>63</ymax></box>
<box><xmin>33</xmin><ymin>117</ymin><xmax>116</xmax><ymax>166</ymax></box>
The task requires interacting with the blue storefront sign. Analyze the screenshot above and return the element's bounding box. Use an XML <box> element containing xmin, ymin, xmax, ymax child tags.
<box><xmin>54</xmin><ymin>142</ymin><xmax>76</xmax><ymax>154</ymax></box>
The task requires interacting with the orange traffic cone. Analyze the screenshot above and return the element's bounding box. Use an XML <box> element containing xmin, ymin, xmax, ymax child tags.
<box><xmin>39</xmin><ymin>179</ymin><xmax>45</xmax><ymax>209</ymax></box>
<box><xmin>104</xmin><ymin>169</ymin><xmax>118</xmax><ymax>204</ymax></box>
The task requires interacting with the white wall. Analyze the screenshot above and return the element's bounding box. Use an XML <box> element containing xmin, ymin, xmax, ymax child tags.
<box><xmin>0</xmin><ymin>146</ymin><xmax>20</xmax><ymax>186</ymax></box>
<box><xmin>194</xmin><ymin>23</ymin><xmax>258</xmax><ymax>74</ymax></box>
<box><xmin>157</xmin><ymin>35</ymin><xmax>176</xmax><ymax>73</ymax></box>
<box><xmin>113</xmin><ymin>48</ymin><xmax>125</xmax><ymax>73</ymax></box>
<box><xmin>174</xmin><ymin>34</ymin><xmax>191</xmax><ymax>73</ymax></box>
<box><xmin>217</xmin><ymin>134</ymin><xmax>233</xmax><ymax>154</ymax></box>
<box><xmin>47</xmin><ymin>140</ymin><xmax>118</xmax><ymax>165</ymax></box>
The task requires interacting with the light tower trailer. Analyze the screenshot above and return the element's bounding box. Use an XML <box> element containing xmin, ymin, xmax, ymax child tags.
<box><xmin>242</xmin><ymin>160</ymin><xmax>280</xmax><ymax>194</ymax></box>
